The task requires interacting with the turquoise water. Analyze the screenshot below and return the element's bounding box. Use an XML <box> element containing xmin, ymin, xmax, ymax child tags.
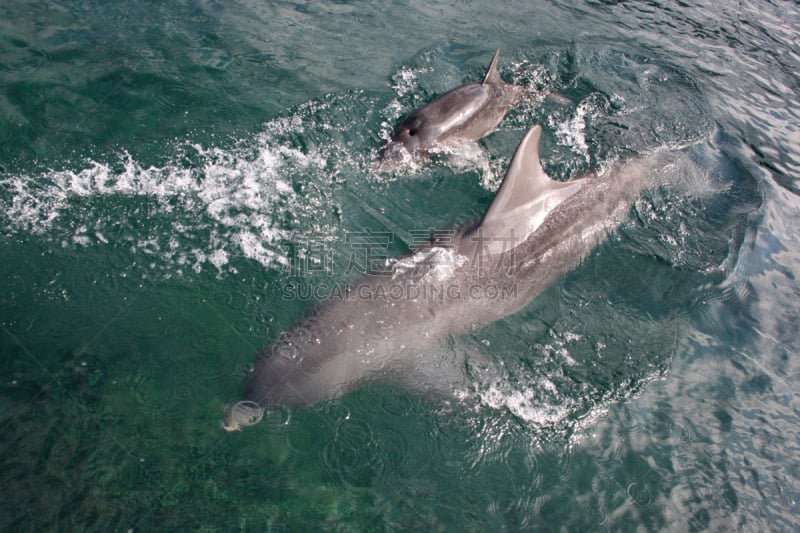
<box><xmin>1</xmin><ymin>0</ymin><xmax>798</xmax><ymax>530</ymax></box>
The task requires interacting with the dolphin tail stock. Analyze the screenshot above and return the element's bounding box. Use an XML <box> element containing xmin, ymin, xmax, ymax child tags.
<box><xmin>482</xmin><ymin>49</ymin><xmax>502</xmax><ymax>85</ymax></box>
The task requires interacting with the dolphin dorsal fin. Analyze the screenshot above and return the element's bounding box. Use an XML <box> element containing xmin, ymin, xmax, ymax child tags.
<box><xmin>482</xmin><ymin>49</ymin><xmax>501</xmax><ymax>85</ymax></box>
<box><xmin>481</xmin><ymin>125</ymin><xmax>585</xmax><ymax>230</ymax></box>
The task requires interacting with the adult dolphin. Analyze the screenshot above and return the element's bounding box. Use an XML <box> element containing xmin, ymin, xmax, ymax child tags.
<box><xmin>379</xmin><ymin>50</ymin><xmax>523</xmax><ymax>166</ymax></box>
<box><xmin>224</xmin><ymin>125</ymin><xmax>676</xmax><ymax>430</ymax></box>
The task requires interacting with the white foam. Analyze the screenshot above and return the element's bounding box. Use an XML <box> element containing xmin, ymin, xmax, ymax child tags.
<box><xmin>389</xmin><ymin>246</ymin><xmax>467</xmax><ymax>282</ymax></box>
<box><xmin>208</xmin><ymin>248</ymin><xmax>229</xmax><ymax>273</ymax></box>
<box><xmin>391</xmin><ymin>63</ymin><xmax>433</xmax><ymax>101</ymax></box>
<box><xmin>233</xmin><ymin>230</ymin><xmax>289</xmax><ymax>268</ymax></box>
<box><xmin>191</xmin><ymin>249</ymin><xmax>206</xmax><ymax>274</ymax></box>
<box><xmin>478</xmin><ymin>382</ymin><xmax>575</xmax><ymax>427</ymax></box>
<box><xmin>429</xmin><ymin>139</ymin><xmax>494</xmax><ymax>180</ymax></box>
<box><xmin>0</xmin><ymin>114</ymin><xmax>334</xmax><ymax>275</ymax></box>
<box><xmin>72</xmin><ymin>234</ymin><xmax>91</xmax><ymax>247</ymax></box>
<box><xmin>554</xmin><ymin>98</ymin><xmax>595</xmax><ymax>163</ymax></box>
<box><xmin>378</xmin><ymin>56</ymin><xmax>436</xmax><ymax>145</ymax></box>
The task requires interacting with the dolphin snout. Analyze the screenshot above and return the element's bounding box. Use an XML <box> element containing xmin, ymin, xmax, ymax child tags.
<box><xmin>221</xmin><ymin>400</ymin><xmax>264</xmax><ymax>431</ymax></box>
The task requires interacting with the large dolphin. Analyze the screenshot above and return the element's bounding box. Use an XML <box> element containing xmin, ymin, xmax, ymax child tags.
<box><xmin>379</xmin><ymin>50</ymin><xmax>523</xmax><ymax>166</ymax></box>
<box><xmin>224</xmin><ymin>125</ymin><xmax>673</xmax><ymax>430</ymax></box>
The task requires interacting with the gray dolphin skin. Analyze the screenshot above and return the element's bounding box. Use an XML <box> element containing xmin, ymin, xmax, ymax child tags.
<box><xmin>223</xmin><ymin>125</ymin><xmax>671</xmax><ymax>431</ymax></box>
<box><xmin>379</xmin><ymin>50</ymin><xmax>523</xmax><ymax>165</ymax></box>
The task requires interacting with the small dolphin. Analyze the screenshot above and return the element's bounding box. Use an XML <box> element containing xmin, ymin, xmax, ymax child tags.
<box><xmin>380</xmin><ymin>50</ymin><xmax>523</xmax><ymax>165</ymax></box>
<box><xmin>224</xmin><ymin>125</ymin><xmax>673</xmax><ymax>430</ymax></box>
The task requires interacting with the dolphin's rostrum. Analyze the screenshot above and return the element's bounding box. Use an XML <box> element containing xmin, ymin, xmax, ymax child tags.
<box><xmin>380</xmin><ymin>50</ymin><xmax>523</xmax><ymax>165</ymax></box>
<box><xmin>224</xmin><ymin>125</ymin><xmax>673</xmax><ymax>431</ymax></box>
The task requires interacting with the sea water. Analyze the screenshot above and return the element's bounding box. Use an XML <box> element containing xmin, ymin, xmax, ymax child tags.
<box><xmin>1</xmin><ymin>1</ymin><xmax>798</xmax><ymax>530</ymax></box>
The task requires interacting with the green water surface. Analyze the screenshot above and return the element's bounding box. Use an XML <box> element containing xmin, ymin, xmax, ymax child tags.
<box><xmin>2</xmin><ymin>1</ymin><xmax>799</xmax><ymax>531</ymax></box>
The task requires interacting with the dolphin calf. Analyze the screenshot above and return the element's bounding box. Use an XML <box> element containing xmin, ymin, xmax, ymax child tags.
<box><xmin>224</xmin><ymin>125</ymin><xmax>672</xmax><ymax>430</ymax></box>
<box><xmin>379</xmin><ymin>50</ymin><xmax>523</xmax><ymax>165</ymax></box>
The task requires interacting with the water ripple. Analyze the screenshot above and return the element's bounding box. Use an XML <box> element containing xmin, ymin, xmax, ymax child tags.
<box><xmin>319</xmin><ymin>412</ymin><xmax>409</xmax><ymax>488</ymax></box>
